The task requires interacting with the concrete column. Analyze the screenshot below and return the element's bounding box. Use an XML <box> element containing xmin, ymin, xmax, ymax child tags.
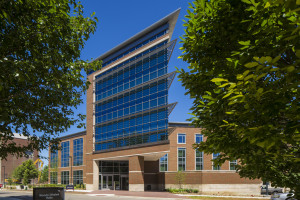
<box><xmin>93</xmin><ymin>160</ymin><xmax>99</xmax><ymax>190</ymax></box>
<box><xmin>129</xmin><ymin>156</ymin><xmax>144</xmax><ymax>191</ymax></box>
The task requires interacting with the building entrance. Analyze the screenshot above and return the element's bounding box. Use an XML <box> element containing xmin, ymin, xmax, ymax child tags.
<box><xmin>102</xmin><ymin>175</ymin><xmax>113</xmax><ymax>189</ymax></box>
<box><xmin>99</xmin><ymin>161</ymin><xmax>129</xmax><ymax>190</ymax></box>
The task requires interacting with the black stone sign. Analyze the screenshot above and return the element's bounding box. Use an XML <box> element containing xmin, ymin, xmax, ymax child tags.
<box><xmin>33</xmin><ymin>187</ymin><xmax>64</xmax><ymax>200</ymax></box>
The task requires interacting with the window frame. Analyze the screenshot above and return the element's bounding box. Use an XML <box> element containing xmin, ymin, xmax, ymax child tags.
<box><xmin>195</xmin><ymin>133</ymin><xmax>203</xmax><ymax>143</ymax></box>
<box><xmin>212</xmin><ymin>153</ymin><xmax>220</xmax><ymax>170</ymax></box>
<box><xmin>61</xmin><ymin>171</ymin><xmax>69</xmax><ymax>185</ymax></box>
<box><xmin>159</xmin><ymin>154</ymin><xmax>168</xmax><ymax>172</ymax></box>
<box><xmin>229</xmin><ymin>160</ymin><xmax>237</xmax><ymax>170</ymax></box>
<box><xmin>177</xmin><ymin>133</ymin><xmax>186</xmax><ymax>144</ymax></box>
<box><xmin>61</xmin><ymin>141</ymin><xmax>70</xmax><ymax>168</ymax></box>
<box><xmin>195</xmin><ymin>150</ymin><xmax>203</xmax><ymax>170</ymax></box>
<box><xmin>177</xmin><ymin>148</ymin><xmax>186</xmax><ymax>171</ymax></box>
<box><xmin>73</xmin><ymin>138</ymin><xmax>84</xmax><ymax>166</ymax></box>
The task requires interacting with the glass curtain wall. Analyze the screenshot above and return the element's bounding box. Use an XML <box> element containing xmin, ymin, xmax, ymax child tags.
<box><xmin>94</xmin><ymin>23</ymin><xmax>174</xmax><ymax>152</ymax></box>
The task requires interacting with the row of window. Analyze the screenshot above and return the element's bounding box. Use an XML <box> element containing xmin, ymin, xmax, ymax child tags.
<box><xmin>100</xmin><ymin>24</ymin><xmax>168</xmax><ymax>69</ymax></box>
<box><xmin>96</xmin><ymin>53</ymin><xmax>167</xmax><ymax>94</ymax></box>
<box><xmin>96</xmin><ymin>80</ymin><xmax>167</xmax><ymax>113</ymax></box>
<box><xmin>159</xmin><ymin>134</ymin><xmax>236</xmax><ymax>171</ymax></box>
<box><xmin>177</xmin><ymin>133</ymin><xmax>203</xmax><ymax>144</ymax></box>
<box><xmin>50</xmin><ymin>138</ymin><xmax>84</xmax><ymax>168</ymax></box>
<box><xmin>95</xmin><ymin>81</ymin><xmax>168</xmax><ymax>124</ymax></box>
<box><xmin>95</xmin><ymin>109</ymin><xmax>168</xmax><ymax>143</ymax></box>
<box><xmin>94</xmin><ymin>40</ymin><xmax>167</xmax><ymax>81</ymax></box>
<box><xmin>95</xmin><ymin>64</ymin><xmax>167</xmax><ymax>102</ymax></box>
<box><xmin>95</xmin><ymin>131</ymin><xmax>168</xmax><ymax>151</ymax></box>
<box><xmin>50</xmin><ymin>170</ymin><xmax>83</xmax><ymax>185</ymax></box>
<box><xmin>159</xmin><ymin>151</ymin><xmax>237</xmax><ymax>171</ymax></box>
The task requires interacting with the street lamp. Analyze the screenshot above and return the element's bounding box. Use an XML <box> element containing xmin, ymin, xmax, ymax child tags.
<box><xmin>2</xmin><ymin>166</ymin><xmax>5</xmax><ymax>188</ymax></box>
<box><xmin>69</xmin><ymin>156</ymin><xmax>72</xmax><ymax>185</ymax></box>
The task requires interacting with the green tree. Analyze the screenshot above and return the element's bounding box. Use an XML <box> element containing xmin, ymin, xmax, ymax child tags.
<box><xmin>179</xmin><ymin>0</ymin><xmax>300</xmax><ymax>197</ymax></box>
<box><xmin>0</xmin><ymin>0</ymin><xmax>100</xmax><ymax>159</ymax></box>
<box><xmin>175</xmin><ymin>170</ymin><xmax>186</xmax><ymax>189</ymax></box>
<box><xmin>12</xmin><ymin>159</ymin><xmax>39</xmax><ymax>185</ymax></box>
<box><xmin>7</xmin><ymin>178</ymin><xmax>13</xmax><ymax>186</ymax></box>
<box><xmin>40</xmin><ymin>165</ymin><xmax>49</xmax><ymax>183</ymax></box>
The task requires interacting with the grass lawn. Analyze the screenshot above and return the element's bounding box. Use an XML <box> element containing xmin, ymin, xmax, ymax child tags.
<box><xmin>188</xmin><ymin>197</ymin><xmax>265</xmax><ymax>200</ymax></box>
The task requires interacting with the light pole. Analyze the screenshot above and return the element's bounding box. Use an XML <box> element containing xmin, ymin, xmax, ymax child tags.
<box><xmin>2</xmin><ymin>166</ymin><xmax>5</xmax><ymax>188</ymax></box>
<box><xmin>69</xmin><ymin>156</ymin><xmax>72</xmax><ymax>185</ymax></box>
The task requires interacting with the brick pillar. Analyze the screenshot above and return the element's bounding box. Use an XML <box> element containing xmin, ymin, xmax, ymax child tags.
<box><xmin>129</xmin><ymin>156</ymin><xmax>144</xmax><ymax>191</ymax></box>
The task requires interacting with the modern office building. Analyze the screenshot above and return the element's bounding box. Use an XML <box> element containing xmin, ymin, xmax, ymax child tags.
<box><xmin>49</xmin><ymin>9</ymin><xmax>262</xmax><ymax>194</ymax></box>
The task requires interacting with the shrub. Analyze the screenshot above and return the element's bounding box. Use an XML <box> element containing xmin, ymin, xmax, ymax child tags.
<box><xmin>166</xmin><ymin>188</ymin><xmax>199</xmax><ymax>194</ymax></box>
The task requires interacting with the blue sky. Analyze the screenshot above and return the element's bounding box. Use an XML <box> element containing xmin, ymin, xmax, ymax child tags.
<box><xmin>41</xmin><ymin>0</ymin><xmax>194</xmax><ymax>164</ymax></box>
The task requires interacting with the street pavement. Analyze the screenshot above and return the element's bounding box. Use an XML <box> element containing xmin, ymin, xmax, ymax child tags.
<box><xmin>0</xmin><ymin>190</ymin><xmax>187</xmax><ymax>200</ymax></box>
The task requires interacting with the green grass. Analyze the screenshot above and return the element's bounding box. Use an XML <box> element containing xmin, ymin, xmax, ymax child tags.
<box><xmin>188</xmin><ymin>197</ymin><xmax>264</xmax><ymax>200</ymax></box>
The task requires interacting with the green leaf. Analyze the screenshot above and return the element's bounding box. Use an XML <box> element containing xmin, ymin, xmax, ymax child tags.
<box><xmin>219</xmin><ymin>83</ymin><xmax>229</xmax><ymax>88</ymax></box>
<box><xmin>211</xmin><ymin>78</ymin><xmax>228</xmax><ymax>83</ymax></box>
<box><xmin>286</xmin><ymin>66</ymin><xmax>295</xmax><ymax>72</ymax></box>
<box><xmin>244</xmin><ymin>74</ymin><xmax>254</xmax><ymax>81</ymax></box>
<box><xmin>264</xmin><ymin>2</ymin><xmax>270</xmax><ymax>8</ymax></box>
<box><xmin>223</xmin><ymin>92</ymin><xmax>233</xmax><ymax>99</ymax></box>
<box><xmin>229</xmin><ymin>94</ymin><xmax>243</xmax><ymax>100</ymax></box>
<box><xmin>202</xmin><ymin>95</ymin><xmax>213</xmax><ymax>100</ymax></box>
<box><xmin>239</xmin><ymin>40</ymin><xmax>251</xmax><ymax>45</ymax></box>
<box><xmin>237</xmin><ymin>74</ymin><xmax>244</xmax><ymax>80</ymax></box>
<box><xmin>245</xmin><ymin>62</ymin><xmax>258</xmax><ymax>68</ymax></box>
<box><xmin>257</xmin><ymin>88</ymin><xmax>263</xmax><ymax>94</ymax></box>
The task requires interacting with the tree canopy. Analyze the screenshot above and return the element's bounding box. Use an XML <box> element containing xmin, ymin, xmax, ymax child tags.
<box><xmin>0</xmin><ymin>0</ymin><xmax>100</xmax><ymax>158</ymax></box>
<box><xmin>179</xmin><ymin>0</ymin><xmax>299</xmax><ymax>196</ymax></box>
<box><xmin>12</xmin><ymin>159</ymin><xmax>39</xmax><ymax>185</ymax></box>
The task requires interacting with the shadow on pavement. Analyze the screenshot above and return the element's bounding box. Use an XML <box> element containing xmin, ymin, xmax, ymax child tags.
<box><xmin>0</xmin><ymin>195</ymin><xmax>32</xmax><ymax>200</ymax></box>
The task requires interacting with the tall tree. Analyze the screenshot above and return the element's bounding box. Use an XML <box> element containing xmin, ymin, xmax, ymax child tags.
<box><xmin>40</xmin><ymin>165</ymin><xmax>49</xmax><ymax>183</ymax></box>
<box><xmin>0</xmin><ymin>0</ymin><xmax>100</xmax><ymax>158</ymax></box>
<box><xmin>179</xmin><ymin>0</ymin><xmax>299</xmax><ymax>197</ymax></box>
<box><xmin>12</xmin><ymin>159</ymin><xmax>39</xmax><ymax>185</ymax></box>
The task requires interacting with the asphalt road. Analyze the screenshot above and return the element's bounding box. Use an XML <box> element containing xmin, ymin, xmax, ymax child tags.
<box><xmin>0</xmin><ymin>190</ymin><xmax>184</xmax><ymax>200</ymax></box>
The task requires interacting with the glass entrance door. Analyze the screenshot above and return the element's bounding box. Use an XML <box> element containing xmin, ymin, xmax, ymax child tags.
<box><xmin>121</xmin><ymin>176</ymin><xmax>129</xmax><ymax>190</ymax></box>
<box><xmin>102</xmin><ymin>175</ymin><xmax>113</xmax><ymax>190</ymax></box>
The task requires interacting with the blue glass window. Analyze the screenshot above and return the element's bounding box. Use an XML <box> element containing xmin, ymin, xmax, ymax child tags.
<box><xmin>50</xmin><ymin>150</ymin><xmax>58</xmax><ymax>168</ymax></box>
<box><xmin>213</xmin><ymin>153</ymin><xmax>220</xmax><ymax>170</ymax></box>
<box><xmin>178</xmin><ymin>134</ymin><xmax>186</xmax><ymax>144</ymax></box>
<box><xmin>195</xmin><ymin>134</ymin><xmax>203</xmax><ymax>143</ymax></box>
<box><xmin>159</xmin><ymin>154</ymin><xmax>168</xmax><ymax>172</ymax></box>
<box><xmin>73</xmin><ymin>138</ymin><xmax>83</xmax><ymax>166</ymax></box>
<box><xmin>61</xmin><ymin>141</ymin><xmax>69</xmax><ymax>167</ymax></box>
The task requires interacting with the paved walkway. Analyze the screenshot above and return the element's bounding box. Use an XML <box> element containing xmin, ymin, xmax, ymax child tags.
<box><xmin>89</xmin><ymin>190</ymin><xmax>183</xmax><ymax>199</ymax></box>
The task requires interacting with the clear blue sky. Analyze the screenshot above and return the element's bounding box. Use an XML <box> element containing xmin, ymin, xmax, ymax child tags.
<box><xmin>41</xmin><ymin>0</ymin><xmax>194</xmax><ymax>164</ymax></box>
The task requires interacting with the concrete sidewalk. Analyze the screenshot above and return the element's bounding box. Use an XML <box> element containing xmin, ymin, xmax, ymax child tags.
<box><xmin>89</xmin><ymin>190</ymin><xmax>183</xmax><ymax>199</ymax></box>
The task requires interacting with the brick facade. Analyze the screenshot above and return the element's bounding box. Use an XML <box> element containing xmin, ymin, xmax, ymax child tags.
<box><xmin>50</xmin><ymin>124</ymin><xmax>261</xmax><ymax>194</ymax></box>
<box><xmin>0</xmin><ymin>136</ymin><xmax>39</xmax><ymax>184</ymax></box>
